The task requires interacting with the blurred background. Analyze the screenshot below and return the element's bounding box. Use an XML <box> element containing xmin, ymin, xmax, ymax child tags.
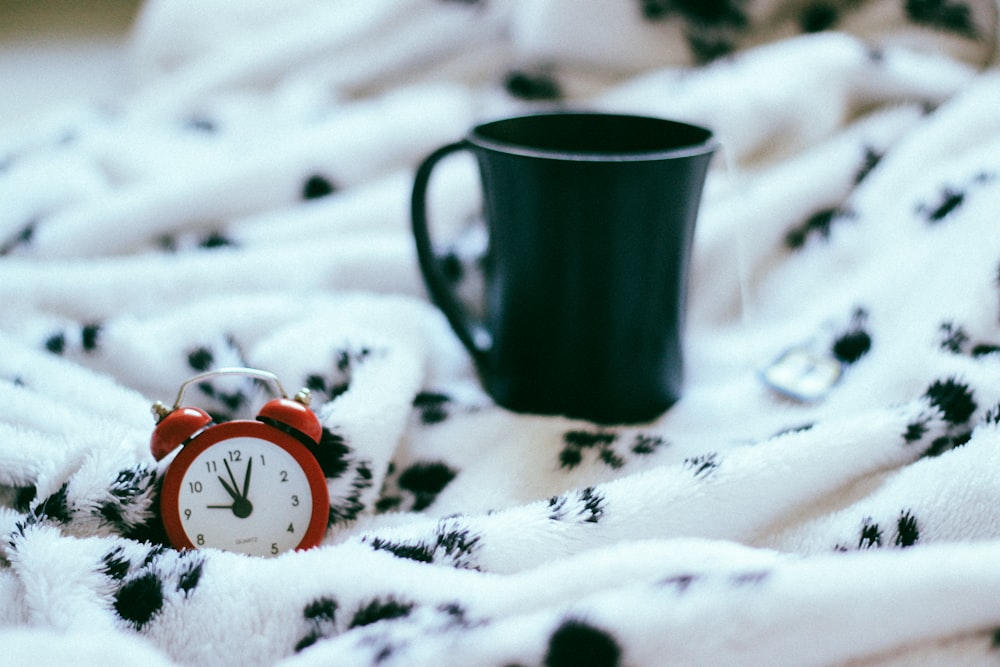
<box><xmin>0</xmin><ymin>0</ymin><xmax>140</xmax><ymax>124</ymax></box>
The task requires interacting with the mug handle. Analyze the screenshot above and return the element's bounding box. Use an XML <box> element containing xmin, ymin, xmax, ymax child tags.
<box><xmin>411</xmin><ymin>141</ymin><xmax>492</xmax><ymax>361</ymax></box>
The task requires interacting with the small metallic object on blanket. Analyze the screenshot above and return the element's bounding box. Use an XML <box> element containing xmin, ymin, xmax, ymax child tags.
<box><xmin>150</xmin><ymin>368</ymin><xmax>329</xmax><ymax>557</ymax></box>
<box><xmin>412</xmin><ymin>111</ymin><xmax>717</xmax><ymax>424</ymax></box>
<box><xmin>761</xmin><ymin>347</ymin><xmax>842</xmax><ymax>402</ymax></box>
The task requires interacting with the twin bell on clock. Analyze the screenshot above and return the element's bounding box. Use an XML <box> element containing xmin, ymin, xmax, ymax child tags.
<box><xmin>150</xmin><ymin>368</ymin><xmax>330</xmax><ymax>558</ymax></box>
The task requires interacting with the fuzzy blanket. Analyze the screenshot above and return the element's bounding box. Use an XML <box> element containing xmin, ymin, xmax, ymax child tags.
<box><xmin>3</xmin><ymin>1</ymin><xmax>1000</xmax><ymax>665</ymax></box>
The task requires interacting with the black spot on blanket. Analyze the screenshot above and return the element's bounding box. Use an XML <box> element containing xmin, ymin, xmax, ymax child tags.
<box><xmin>0</xmin><ymin>220</ymin><xmax>35</xmax><ymax>256</ymax></box>
<box><xmin>101</xmin><ymin>546</ymin><xmax>132</xmax><ymax>581</ymax></box>
<box><xmin>337</xmin><ymin>346</ymin><xmax>374</xmax><ymax>373</ymax></box>
<box><xmin>800</xmin><ymin>2</ymin><xmax>839</xmax><ymax>32</ymax></box>
<box><xmin>560</xmin><ymin>431</ymin><xmax>619</xmax><ymax>471</ymax></box>
<box><xmin>413</xmin><ymin>391</ymin><xmax>451</xmax><ymax>424</ymax></box>
<box><xmin>559</xmin><ymin>447</ymin><xmax>583</xmax><ymax>470</ymax></box>
<box><xmin>302</xmin><ymin>174</ymin><xmax>337</xmax><ymax>200</ymax></box>
<box><xmin>832</xmin><ymin>308</ymin><xmax>871</xmax><ymax>365</ymax></box>
<box><xmin>548</xmin><ymin>486</ymin><xmax>606</xmax><ymax>524</ymax></box>
<box><xmin>328</xmin><ymin>461</ymin><xmax>373</xmax><ymax>526</ymax></box>
<box><xmin>197</xmin><ymin>381</ymin><xmax>247</xmax><ymax>414</ymax></box>
<box><xmin>98</xmin><ymin>465</ymin><xmax>158</xmax><ymax>538</ymax></box>
<box><xmin>940</xmin><ymin>322</ymin><xmax>1000</xmax><ymax>359</ymax></box>
<box><xmin>305</xmin><ymin>597</ymin><xmax>338</xmax><ymax>622</ymax></box>
<box><xmin>33</xmin><ymin>483</ymin><xmax>71</xmax><ymax>523</ymax></box>
<box><xmin>143</xmin><ymin>544</ymin><xmax>168</xmax><ymax>567</ymax></box>
<box><xmin>972</xmin><ymin>343</ymin><xmax>1000</xmax><ymax>357</ymax></box>
<box><xmin>296</xmin><ymin>596</ymin><xmax>338</xmax><ymax>652</ymax></box>
<box><xmin>311</xmin><ymin>428</ymin><xmax>351</xmax><ymax>479</ymax></box>
<box><xmin>437</xmin><ymin>601</ymin><xmax>470</xmax><ymax>626</ymax></box>
<box><xmin>772</xmin><ymin>422</ymin><xmax>815</xmax><ymax>438</ymax></box>
<box><xmin>565</xmin><ymin>431</ymin><xmax>616</xmax><ymax>449</ymax></box>
<box><xmin>545</xmin><ymin>618</ymin><xmax>621</xmax><ymax>667</ymax></box>
<box><xmin>683</xmin><ymin>452</ymin><xmax>720</xmax><ymax>479</ymax></box>
<box><xmin>184</xmin><ymin>116</ymin><xmax>217</xmax><ymax>132</ymax></box>
<box><xmin>81</xmin><ymin>322</ymin><xmax>102</xmax><ymax>351</ymax></box>
<box><xmin>367</xmin><ymin>536</ymin><xmax>436</xmax><ymax>563</ymax></box>
<box><xmin>13</xmin><ymin>485</ymin><xmax>35</xmax><ymax>512</ymax></box>
<box><xmin>364</xmin><ymin>518</ymin><xmax>482</xmax><ymax>568</ymax></box>
<box><xmin>349</xmin><ymin>596</ymin><xmax>415</xmax><ymax>628</ymax></box>
<box><xmin>504</xmin><ymin>69</ymin><xmax>562</xmax><ymax>100</ymax></box>
<box><xmin>187</xmin><ymin>346</ymin><xmax>214</xmax><ymax>372</ymax></box>
<box><xmin>115</xmin><ymin>571</ymin><xmax>165</xmax><ymax>630</ymax></box>
<box><xmin>905</xmin><ymin>0</ymin><xmax>978</xmax><ymax>38</ymax></box>
<box><xmin>858</xmin><ymin>517</ymin><xmax>882</xmax><ymax>549</ymax></box>
<box><xmin>199</xmin><ymin>230</ymin><xmax>236</xmax><ymax>250</ymax></box>
<box><xmin>639</xmin><ymin>0</ymin><xmax>747</xmax><ymax>27</ymax></box>
<box><xmin>44</xmin><ymin>332</ymin><xmax>66</xmax><ymax>355</ymax></box>
<box><xmin>985</xmin><ymin>403</ymin><xmax>1000</xmax><ymax>426</ymax></box>
<box><xmin>895</xmin><ymin>510</ymin><xmax>920</xmax><ymax>547</ymax></box>
<box><xmin>939</xmin><ymin>321</ymin><xmax>970</xmax><ymax>353</ymax></box>
<box><xmin>922</xmin><ymin>429</ymin><xmax>972</xmax><ymax>458</ymax></box>
<box><xmin>785</xmin><ymin>207</ymin><xmax>853</xmax><ymax>249</ymax></box>
<box><xmin>918</xmin><ymin>186</ymin><xmax>966</xmax><ymax>222</ymax></box>
<box><xmin>660</xmin><ymin>573</ymin><xmax>699</xmax><ymax>593</ymax></box>
<box><xmin>631</xmin><ymin>433</ymin><xmax>667</xmax><ymax>455</ymax></box>
<box><xmin>398</xmin><ymin>461</ymin><xmax>457</xmax><ymax>511</ymax></box>
<box><xmin>855</xmin><ymin>146</ymin><xmax>883</xmax><ymax>184</ymax></box>
<box><xmin>304</xmin><ymin>346</ymin><xmax>380</xmax><ymax>404</ymax></box>
<box><xmin>375</xmin><ymin>495</ymin><xmax>402</xmax><ymax>513</ymax></box>
<box><xmin>687</xmin><ymin>32</ymin><xmax>736</xmax><ymax>63</ymax></box>
<box><xmin>176</xmin><ymin>555</ymin><xmax>204</xmax><ymax>597</ymax></box>
<box><xmin>304</xmin><ymin>373</ymin><xmax>350</xmax><ymax>402</ymax></box>
<box><xmin>925</xmin><ymin>378</ymin><xmax>977</xmax><ymax>425</ymax></box>
<box><xmin>731</xmin><ymin>570</ymin><xmax>771</xmax><ymax>586</ymax></box>
<box><xmin>903</xmin><ymin>419</ymin><xmax>928</xmax><ymax>444</ymax></box>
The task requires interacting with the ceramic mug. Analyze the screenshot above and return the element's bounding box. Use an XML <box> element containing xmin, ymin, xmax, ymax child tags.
<box><xmin>411</xmin><ymin>111</ymin><xmax>716</xmax><ymax>424</ymax></box>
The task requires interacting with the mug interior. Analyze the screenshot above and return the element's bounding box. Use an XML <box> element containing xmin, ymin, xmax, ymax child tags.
<box><xmin>472</xmin><ymin>112</ymin><xmax>714</xmax><ymax>159</ymax></box>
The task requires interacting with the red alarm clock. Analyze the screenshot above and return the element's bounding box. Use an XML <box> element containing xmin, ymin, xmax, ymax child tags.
<box><xmin>150</xmin><ymin>368</ymin><xmax>329</xmax><ymax>557</ymax></box>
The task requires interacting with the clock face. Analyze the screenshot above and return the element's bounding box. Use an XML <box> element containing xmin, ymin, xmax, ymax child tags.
<box><xmin>161</xmin><ymin>422</ymin><xmax>328</xmax><ymax>557</ymax></box>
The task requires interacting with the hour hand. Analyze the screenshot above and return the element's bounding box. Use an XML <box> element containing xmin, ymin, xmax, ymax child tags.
<box><xmin>217</xmin><ymin>474</ymin><xmax>241</xmax><ymax>501</ymax></box>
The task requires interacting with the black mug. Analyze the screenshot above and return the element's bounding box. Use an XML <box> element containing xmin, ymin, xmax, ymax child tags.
<box><xmin>411</xmin><ymin>112</ymin><xmax>717</xmax><ymax>424</ymax></box>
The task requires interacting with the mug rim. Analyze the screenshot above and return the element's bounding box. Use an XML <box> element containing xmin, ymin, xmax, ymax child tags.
<box><xmin>468</xmin><ymin>111</ymin><xmax>718</xmax><ymax>162</ymax></box>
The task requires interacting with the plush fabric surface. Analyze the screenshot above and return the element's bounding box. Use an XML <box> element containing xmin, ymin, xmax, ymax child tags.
<box><xmin>3</xmin><ymin>1</ymin><xmax>1000</xmax><ymax>665</ymax></box>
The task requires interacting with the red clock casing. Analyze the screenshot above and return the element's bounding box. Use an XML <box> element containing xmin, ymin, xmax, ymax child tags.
<box><xmin>159</xmin><ymin>419</ymin><xmax>329</xmax><ymax>553</ymax></box>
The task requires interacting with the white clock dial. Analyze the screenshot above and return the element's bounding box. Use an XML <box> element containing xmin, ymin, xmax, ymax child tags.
<box><xmin>176</xmin><ymin>436</ymin><xmax>316</xmax><ymax>557</ymax></box>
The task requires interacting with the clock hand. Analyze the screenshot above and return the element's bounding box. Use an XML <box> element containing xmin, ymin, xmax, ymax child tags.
<box><xmin>223</xmin><ymin>459</ymin><xmax>243</xmax><ymax>499</ymax></box>
<box><xmin>207</xmin><ymin>498</ymin><xmax>253</xmax><ymax>518</ymax></box>
<box><xmin>217</xmin><ymin>474</ymin><xmax>240</xmax><ymax>501</ymax></box>
<box><xmin>241</xmin><ymin>456</ymin><xmax>253</xmax><ymax>500</ymax></box>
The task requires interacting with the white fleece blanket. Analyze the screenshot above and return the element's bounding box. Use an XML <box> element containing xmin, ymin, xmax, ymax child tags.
<box><xmin>3</xmin><ymin>1</ymin><xmax>1000</xmax><ymax>665</ymax></box>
